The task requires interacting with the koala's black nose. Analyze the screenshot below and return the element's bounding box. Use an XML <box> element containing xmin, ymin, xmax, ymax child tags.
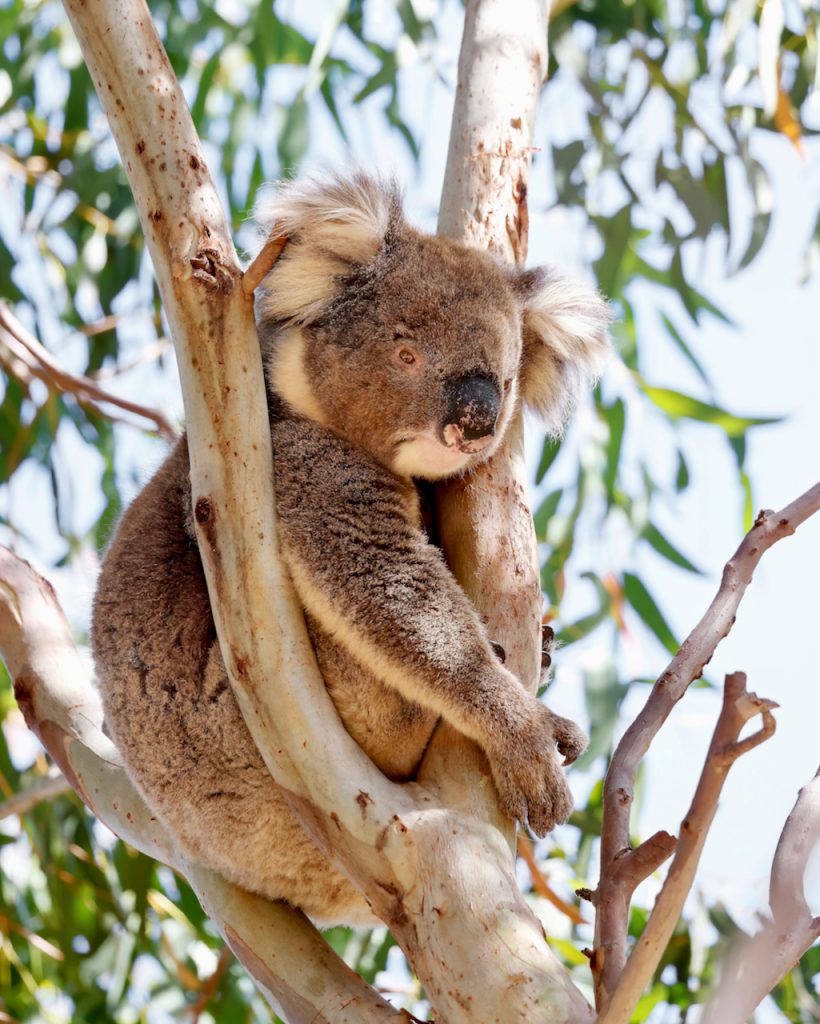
<box><xmin>442</xmin><ymin>374</ymin><xmax>501</xmax><ymax>445</ymax></box>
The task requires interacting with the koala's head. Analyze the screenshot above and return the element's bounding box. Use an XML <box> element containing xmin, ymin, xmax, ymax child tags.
<box><xmin>255</xmin><ymin>173</ymin><xmax>611</xmax><ymax>481</ymax></box>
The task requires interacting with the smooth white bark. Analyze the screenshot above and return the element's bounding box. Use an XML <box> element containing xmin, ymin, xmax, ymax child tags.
<box><xmin>701</xmin><ymin>767</ymin><xmax>820</xmax><ymax>1024</ymax></box>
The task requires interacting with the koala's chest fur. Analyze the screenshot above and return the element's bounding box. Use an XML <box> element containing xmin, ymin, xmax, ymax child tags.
<box><xmin>307</xmin><ymin>612</ymin><xmax>438</xmax><ymax>779</ymax></box>
<box><xmin>269</xmin><ymin>414</ymin><xmax>439</xmax><ymax>779</ymax></box>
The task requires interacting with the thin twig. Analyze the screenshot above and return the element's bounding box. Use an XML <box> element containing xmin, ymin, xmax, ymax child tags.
<box><xmin>242</xmin><ymin>233</ymin><xmax>287</xmax><ymax>297</ymax></box>
<box><xmin>186</xmin><ymin>945</ymin><xmax>233</xmax><ymax>1021</ymax></box>
<box><xmin>0</xmin><ymin>769</ymin><xmax>71</xmax><ymax>821</ymax></box>
<box><xmin>597</xmin><ymin>673</ymin><xmax>779</xmax><ymax>1024</ymax></box>
<box><xmin>0</xmin><ymin>301</ymin><xmax>178</xmax><ymax>440</ymax></box>
<box><xmin>518</xmin><ymin>834</ymin><xmax>586</xmax><ymax>925</ymax></box>
<box><xmin>91</xmin><ymin>336</ymin><xmax>171</xmax><ymax>379</ymax></box>
<box><xmin>701</xmin><ymin>766</ymin><xmax>820</xmax><ymax>1023</ymax></box>
<box><xmin>593</xmin><ymin>481</ymin><xmax>820</xmax><ymax>1008</ymax></box>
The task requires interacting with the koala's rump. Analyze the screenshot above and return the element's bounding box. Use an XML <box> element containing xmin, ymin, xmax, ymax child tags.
<box><xmin>91</xmin><ymin>437</ymin><xmax>425</xmax><ymax>924</ymax></box>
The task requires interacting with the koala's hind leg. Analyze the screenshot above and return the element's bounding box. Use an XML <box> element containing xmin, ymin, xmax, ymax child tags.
<box><xmin>163</xmin><ymin>644</ymin><xmax>379</xmax><ymax>927</ymax></box>
<box><xmin>93</xmin><ymin>438</ymin><xmax>375</xmax><ymax>927</ymax></box>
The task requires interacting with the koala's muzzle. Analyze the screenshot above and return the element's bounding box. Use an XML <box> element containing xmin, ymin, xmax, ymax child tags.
<box><xmin>441</xmin><ymin>374</ymin><xmax>501</xmax><ymax>453</ymax></box>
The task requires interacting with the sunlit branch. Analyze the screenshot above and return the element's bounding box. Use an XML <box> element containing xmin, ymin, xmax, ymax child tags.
<box><xmin>0</xmin><ymin>768</ymin><xmax>71</xmax><ymax>822</ymax></box>
<box><xmin>0</xmin><ymin>546</ymin><xmax>403</xmax><ymax>1024</ymax></box>
<box><xmin>593</xmin><ymin>480</ymin><xmax>820</xmax><ymax>1008</ymax></box>
<box><xmin>598</xmin><ymin>672</ymin><xmax>778</xmax><ymax>1024</ymax></box>
<box><xmin>0</xmin><ymin>301</ymin><xmax>178</xmax><ymax>440</ymax></box>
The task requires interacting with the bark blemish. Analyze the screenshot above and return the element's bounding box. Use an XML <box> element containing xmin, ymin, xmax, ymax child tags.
<box><xmin>190</xmin><ymin>245</ymin><xmax>236</xmax><ymax>293</ymax></box>
<box><xmin>12</xmin><ymin>673</ymin><xmax>34</xmax><ymax>721</ymax></box>
<box><xmin>194</xmin><ymin>496</ymin><xmax>212</xmax><ymax>524</ymax></box>
<box><xmin>356</xmin><ymin>790</ymin><xmax>373</xmax><ymax>818</ymax></box>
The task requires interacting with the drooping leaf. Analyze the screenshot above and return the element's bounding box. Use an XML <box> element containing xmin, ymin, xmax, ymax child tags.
<box><xmin>535</xmin><ymin>436</ymin><xmax>562</xmax><ymax>484</ymax></box>
<box><xmin>642</xmin><ymin>521</ymin><xmax>702</xmax><ymax>574</ymax></box>
<box><xmin>600</xmin><ymin>397</ymin><xmax>625</xmax><ymax>502</ymax></box>
<box><xmin>623</xmin><ymin>572</ymin><xmax>679</xmax><ymax>656</ymax></box>
<box><xmin>533</xmin><ymin>489</ymin><xmax>563</xmax><ymax>540</ymax></box>
<box><xmin>659</xmin><ymin>312</ymin><xmax>710</xmax><ymax>388</ymax></box>
<box><xmin>642</xmin><ymin>386</ymin><xmax>782</xmax><ymax>437</ymax></box>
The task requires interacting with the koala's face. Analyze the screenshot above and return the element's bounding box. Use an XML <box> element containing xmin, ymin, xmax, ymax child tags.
<box><xmin>256</xmin><ymin>174</ymin><xmax>611</xmax><ymax>481</ymax></box>
<box><xmin>271</xmin><ymin>234</ymin><xmax>524</xmax><ymax>480</ymax></box>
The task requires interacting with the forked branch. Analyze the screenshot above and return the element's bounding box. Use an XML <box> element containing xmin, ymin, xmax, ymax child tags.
<box><xmin>53</xmin><ymin>1</ymin><xmax>597</xmax><ymax>1021</ymax></box>
<box><xmin>593</xmin><ymin>481</ymin><xmax>820</xmax><ymax>1009</ymax></box>
<box><xmin>597</xmin><ymin>672</ymin><xmax>778</xmax><ymax>1024</ymax></box>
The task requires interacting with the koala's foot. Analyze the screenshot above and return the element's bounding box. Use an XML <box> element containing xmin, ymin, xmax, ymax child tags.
<box><xmin>541</xmin><ymin>623</ymin><xmax>554</xmax><ymax>670</ymax></box>
<box><xmin>485</xmin><ymin>697</ymin><xmax>587</xmax><ymax>838</ymax></box>
<box><xmin>539</xmin><ymin>623</ymin><xmax>555</xmax><ymax>690</ymax></box>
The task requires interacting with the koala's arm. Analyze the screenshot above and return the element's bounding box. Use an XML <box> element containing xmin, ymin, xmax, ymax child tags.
<box><xmin>273</xmin><ymin>419</ymin><xmax>585</xmax><ymax>835</ymax></box>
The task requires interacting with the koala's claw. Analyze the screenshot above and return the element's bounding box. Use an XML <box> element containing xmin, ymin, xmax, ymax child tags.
<box><xmin>555</xmin><ymin>716</ymin><xmax>588</xmax><ymax>766</ymax></box>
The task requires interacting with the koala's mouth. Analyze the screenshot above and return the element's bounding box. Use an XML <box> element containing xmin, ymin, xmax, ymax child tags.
<box><xmin>441</xmin><ymin>422</ymin><xmax>495</xmax><ymax>455</ymax></box>
<box><xmin>390</xmin><ymin>429</ymin><xmax>491</xmax><ymax>481</ymax></box>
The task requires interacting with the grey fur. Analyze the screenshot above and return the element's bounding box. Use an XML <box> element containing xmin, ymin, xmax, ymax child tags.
<box><xmin>93</xmin><ymin>173</ymin><xmax>611</xmax><ymax>926</ymax></box>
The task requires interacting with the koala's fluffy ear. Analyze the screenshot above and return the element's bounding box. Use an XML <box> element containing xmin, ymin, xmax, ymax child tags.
<box><xmin>254</xmin><ymin>172</ymin><xmax>402</xmax><ymax>326</ymax></box>
<box><xmin>513</xmin><ymin>266</ymin><xmax>613</xmax><ymax>434</ymax></box>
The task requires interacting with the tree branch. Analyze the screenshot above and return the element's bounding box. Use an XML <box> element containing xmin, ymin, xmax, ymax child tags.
<box><xmin>0</xmin><ymin>768</ymin><xmax>71</xmax><ymax>822</ymax></box>
<box><xmin>0</xmin><ymin>300</ymin><xmax>178</xmax><ymax>440</ymax></box>
<box><xmin>598</xmin><ymin>672</ymin><xmax>779</xmax><ymax>1024</ymax></box>
<box><xmin>701</xmin><ymin>766</ymin><xmax>820</xmax><ymax>1023</ymax></box>
<box><xmin>0</xmin><ymin>546</ymin><xmax>404</xmax><ymax>1024</ymax></box>
<box><xmin>593</xmin><ymin>481</ymin><xmax>820</xmax><ymax>1007</ymax></box>
<box><xmin>242</xmin><ymin>233</ymin><xmax>287</xmax><ymax>297</ymax></box>
<box><xmin>62</xmin><ymin>0</ymin><xmax>405</xmax><ymax>851</ymax></box>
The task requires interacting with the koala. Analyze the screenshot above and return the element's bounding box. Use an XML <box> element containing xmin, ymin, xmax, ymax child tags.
<box><xmin>92</xmin><ymin>172</ymin><xmax>610</xmax><ymax>927</ymax></box>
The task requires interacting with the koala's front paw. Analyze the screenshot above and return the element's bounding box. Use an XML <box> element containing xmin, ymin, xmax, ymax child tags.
<box><xmin>486</xmin><ymin>699</ymin><xmax>585</xmax><ymax>838</ymax></box>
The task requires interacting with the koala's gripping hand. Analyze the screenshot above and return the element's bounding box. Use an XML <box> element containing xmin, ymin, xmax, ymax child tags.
<box><xmin>482</xmin><ymin>692</ymin><xmax>587</xmax><ymax>835</ymax></box>
<box><xmin>273</xmin><ymin>418</ymin><xmax>586</xmax><ymax>835</ymax></box>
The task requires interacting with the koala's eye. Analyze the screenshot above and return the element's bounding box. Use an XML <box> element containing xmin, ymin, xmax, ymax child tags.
<box><xmin>503</xmin><ymin>378</ymin><xmax>512</xmax><ymax>393</ymax></box>
<box><xmin>392</xmin><ymin>343</ymin><xmax>424</xmax><ymax>374</ymax></box>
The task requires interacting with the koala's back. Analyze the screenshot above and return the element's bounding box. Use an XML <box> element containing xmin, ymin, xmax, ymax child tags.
<box><xmin>92</xmin><ymin>431</ymin><xmax>436</xmax><ymax>924</ymax></box>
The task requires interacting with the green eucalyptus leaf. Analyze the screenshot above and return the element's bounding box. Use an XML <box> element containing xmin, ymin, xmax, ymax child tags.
<box><xmin>675</xmin><ymin>449</ymin><xmax>690</xmax><ymax>492</ymax></box>
<box><xmin>533</xmin><ymin>488</ymin><xmax>563</xmax><ymax>540</ymax></box>
<box><xmin>659</xmin><ymin>312</ymin><xmax>710</xmax><ymax>388</ymax></box>
<box><xmin>642</xmin><ymin>522</ymin><xmax>702</xmax><ymax>574</ymax></box>
<box><xmin>623</xmin><ymin>572</ymin><xmax>679</xmax><ymax>656</ymax></box>
<box><xmin>642</xmin><ymin>386</ymin><xmax>782</xmax><ymax>436</ymax></box>
<box><xmin>535</xmin><ymin>436</ymin><xmax>562</xmax><ymax>484</ymax></box>
<box><xmin>601</xmin><ymin>397</ymin><xmax>625</xmax><ymax>501</ymax></box>
<box><xmin>278</xmin><ymin>96</ymin><xmax>309</xmax><ymax>174</ymax></box>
